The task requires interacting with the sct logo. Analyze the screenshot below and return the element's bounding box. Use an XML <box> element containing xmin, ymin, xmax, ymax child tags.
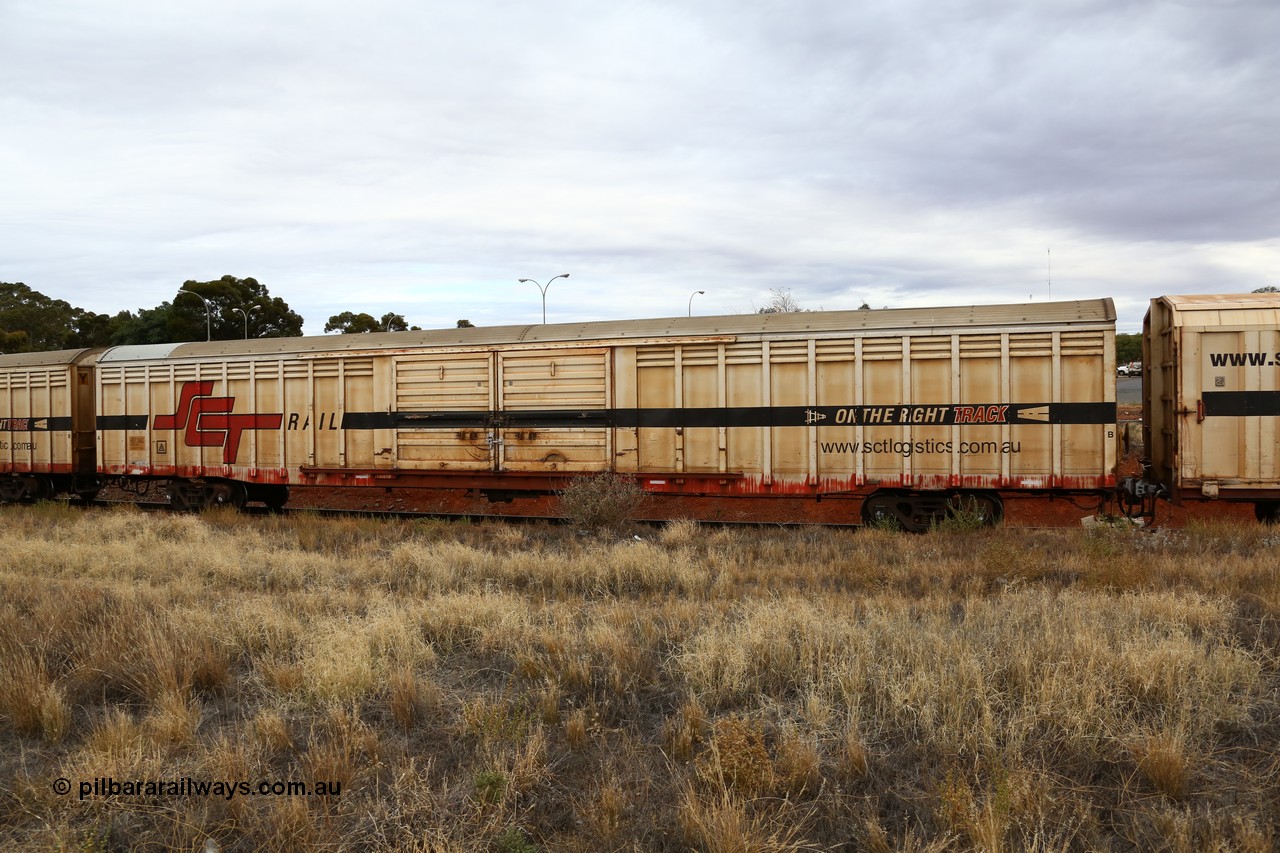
<box><xmin>154</xmin><ymin>381</ymin><xmax>283</xmax><ymax>464</ymax></box>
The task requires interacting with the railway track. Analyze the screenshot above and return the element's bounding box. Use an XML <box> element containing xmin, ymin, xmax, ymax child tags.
<box><xmin>55</xmin><ymin>493</ymin><xmax>1166</xmax><ymax>533</ymax></box>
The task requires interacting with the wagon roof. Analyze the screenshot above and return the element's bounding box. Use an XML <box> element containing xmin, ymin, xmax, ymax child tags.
<box><xmin>1155</xmin><ymin>293</ymin><xmax>1280</xmax><ymax>315</ymax></box>
<box><xmin>97</xmin><ymin>298</ymin><xmax>1116</xmax><ymax>362</ymax></box>
<box><xmin>0</xmin><ymin>347</ymin><xmax>98</xmax><ymax>368</ymax></box>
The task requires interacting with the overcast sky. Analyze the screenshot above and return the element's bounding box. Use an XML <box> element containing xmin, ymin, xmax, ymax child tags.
<box><xmin>2</xmin><ymin>0</ymin><xmax>1277</xmax><ymax>335</ymax></box>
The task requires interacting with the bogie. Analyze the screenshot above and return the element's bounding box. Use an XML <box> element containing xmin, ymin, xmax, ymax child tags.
<box><xmin>167</xmin><ymin>479</ymin><xmax>248</xmax><ymax>512</ymax></box>
<box><xmin>0</xmin><ymin>475</ymin><xmax>56</xmax><ymax>504</ymax></box>
<box><xmin>248</xmin><ymin>484</ymin><xmax>290</xmax><ymax>511</ymax></box>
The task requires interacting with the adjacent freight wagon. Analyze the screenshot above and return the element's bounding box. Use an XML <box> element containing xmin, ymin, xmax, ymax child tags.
<box><xmin>0</xmin><ymin>348</ymin><xmax>99</xmax><ymax>501</ymax></box>
<box><xmin>2</xmin><ymin>299</ymin><xmax>1120</xmax><ymax>528</ymax></box>
<box><xmin>1143</xmin><ymin>293</ymin><xmax>1280</xmax><ymax>522</ymax></box>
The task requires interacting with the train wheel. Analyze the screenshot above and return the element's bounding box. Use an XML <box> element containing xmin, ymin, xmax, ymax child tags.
<box><xmin>210</xmin><ymin>481</ymin><xmax>248</xmax><ymax>510</ymax></box>
<box><xmin>167</xmin><ymin>484</ymin><xmax>193</xmax><ymax>511</ymax></box>
<box><xmin>167</xmin><ymin>480</ymin><xmax>209</xmax><ymax>511</ymax></box>
<box><xmin>861</xmin><ymin>492</ymin><xmax>907</xmax><ymax>530</ymax></box>
<box><xmin>74</xmin><ymin>477</ymin><xmax>100</xmax><ymax>504</ymax></box>
<box><xmin>0</xmin><ymin>477</ymin><xmax>27</xmax><ymax>504</ymax></box>
<box><xmin>23</xmin><ymin>476</ymin><xmax>55</xmax><ymax>503</ymax></box>
<box><xmin>861</xmin><ymin>491</ymin><xmax>947</xmax><ymax>532</ymax></box>
<box><xmin>260</xmin><ymin>485</ymin><xmax>289</xmax><ymax>512</ymax></box>
<box><xmin>1254</xmin><ymin>502</ymin><xmax>1280</xmax><ymax>524</ymax></box>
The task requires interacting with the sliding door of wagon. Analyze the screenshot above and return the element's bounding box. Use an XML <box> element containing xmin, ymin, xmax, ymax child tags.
<box><xmin>393</xmin><ymin>354</ymin><xmax>493</xmax><ymax>470</ymax></box>
<box><xmin>1191</xmin><ymin>327</ymin><xmax>1280</xmax><ymax>484</ymax></box>
<box><xmin>496</xmin><ymin>349</ymin><xmax>610</xmax><ymax>472</ymax></box>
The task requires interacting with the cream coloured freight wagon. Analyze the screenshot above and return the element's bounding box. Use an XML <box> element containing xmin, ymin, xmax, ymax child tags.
<box><xmin>1143</xmin><ymin>293</ymin><xmax>1280</xmax><ymax>521</ymax></box>
<box><xmin>92</xmin><ymin>299</ymin><xmax>1117</xmax><ymax>527</ymax></box>
<box><xmin>0</xmin><ymin>348</ymin><xmax>99</xmax><ymax>501</ymax></box>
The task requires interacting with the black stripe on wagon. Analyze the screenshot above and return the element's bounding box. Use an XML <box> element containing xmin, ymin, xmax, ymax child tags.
<box><xmin>0</xmin><ymin>416</ymin><xmax>73</xmax><ymax>431</ymax></box>
<box><xmin>1042</xmin><ymin>403</ymin><xmax>1118</xmax><ymax>425</ymax></box>
<box><xmin>97</xmin><ymin>415</ymin><xmax>149</xmax><ymax>430</ymax></box>
<box><xmin>1202</xmin><ymin>391</ymin><xmax>1280</xmax><ymax>418</ymax></box>
<box><xmin>507</xmin><ymin>409</ymin><xmax>611</xmax><ymax>428</ymax></box>
<box><xmin>343</xmin><ymin>402</ymin><xmax>1118</xmax><ymax>431</ymax></box>
<box><xmin>341</xmin><ymin>411</ymin><xmax>491</xmax><ymax>430</ymax></box>
<box><xmin>342</xmin><ymin>410</ymin><xmax>614</xmax><ymax>430</ymax></box>
<box><xmin>613</xmin><ymin>403</ymin><xmax>1117</xmax><ymax>428</ymax></box>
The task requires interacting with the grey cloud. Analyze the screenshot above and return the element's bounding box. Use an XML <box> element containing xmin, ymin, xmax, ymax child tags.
<box><xmin>0</xmin><ymin>0</ymin><xmax>1276</xmax><ymax>336</ymax></box>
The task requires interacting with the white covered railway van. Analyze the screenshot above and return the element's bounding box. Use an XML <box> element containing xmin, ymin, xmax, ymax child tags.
<box><xmin>92</xmin><ymin>299</ymin><xmax>1117</xmax><ymax>527</ymax></box>
<box><xmin>1144</xmin><ymin>293</ymin><xmax>1280</xmax><ymax>521</ymax></box>
<box><xmin>0</xmin><ymin>348</ymin><xmax>100</xmax><ymax>501</ymax></box>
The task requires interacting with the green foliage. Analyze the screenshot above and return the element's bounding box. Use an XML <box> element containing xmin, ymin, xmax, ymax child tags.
<box><xmin>157</xmin><ymin>275</ymin><xmax>304</xmax><ymax>343</ymax></box>
<box><xmin>0</xmin><ymin>282</ymin><xmax>115</xmax><ymax>353</ymax></box>
<box><xmin>866</xmin><ymin>514</ymin><xmax>903</xmax><ymax>532</ymax></box>
<box><xmin>473</xmin><ymin>769</ymin><xmax>507</xmax><ymax>804</ymax></box>
<box><xmin>1</xmin><ymin>277</ymin><xmax>304</xmax><ymax>350</ymax></box>
<box><xmin>494</xmin><ymin>827</ymin><xmax>538</xmax><ymax>853</ymax></box>
<box><xmin>109</xmin><ymin>304</ymin><xmax>179</xmax><ymax>345</ymax></box>
<box><xmin>933</xmin><ymin>503</ymin><xmax>989</xmax><ymax>533</ymax></box>
<box><xmin>325</xmin><ymin>311</ymin><xmax>412</xmax><ymax>334</ymax></box>
<box><xmin>1115</xmin><ymin>333</ymin><xmax>1142</xmax><ymax>365</ymax></box>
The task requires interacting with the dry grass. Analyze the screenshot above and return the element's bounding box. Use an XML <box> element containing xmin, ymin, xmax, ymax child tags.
<box><xmin>0</xmin><ymin>504</ymin><xmax>1277</xmax><ymax>850</ymax></box>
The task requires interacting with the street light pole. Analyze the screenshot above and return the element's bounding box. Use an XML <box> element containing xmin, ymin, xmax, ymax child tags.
<box><xmin>176</xmin><ymin>290</ymin><xmax>212</xmax><ymax>341</ymax></box>
<box><xmin>233</xmin><ymin>306</ymin><xmax>261</xmax><ymax>339</ymax></box>
<box><xmin>518</xmin><ymin>274</ymin><xmax>570</xmax><ymax>324</ymax></box>
<box><xmin>688</xmin><ymin>290</ymin><xmax>705</xmax><ymax>316</ymax></box>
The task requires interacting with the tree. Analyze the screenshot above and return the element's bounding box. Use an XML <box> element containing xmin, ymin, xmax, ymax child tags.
<box><xmin>0</xmin><ymin>282</ymin><xmax>80</xmax><ymax>352</ymax></box>
<box><xmin>325</xmin><ymin>312</ymin><xmax>379</xmax><ymax>334</ymax></box>
<box><xmin>110</xmin><ymin>304</ymin><xmax>182</xmax><ymax>345</ymax></box>
<box><xmin>1116</xmin><ymin>333</ymin><xmax>1142</xmax><ymax>365</ymax></box>
<box><xmin>1253</xmin><ymin>286</ymin><xmax>1279</xmax><ymax>293</ymax></box>
<box><xmin>757</xmin><ymin>288</ymin><xmax>806</xmax><ymax>314</ymax></box>
<box><xmin>325</xmin><ymin>311</ymin><xmax>413</xmax><ymax>334</ymax></box>
<box><xmin>74</xmin><ymin>310</ymin><xmax>120</xmax><ymax>347</ymax></box>
<box><xmin>176</xmin><ymin>275</ymin><xmax>303</xmax><ymax>340</ymax></box>
<box><xmin>0</xmin><ymin>282</ymin><xmax>126</xmax><ymax>352</ymax></box>
<box><xmin>0</xmin><ymin>276</ymin><xmax>302</xmax><ymax>350</ymax></box>
<box><xmin>457</xmin><ymin>319</ymin><xmax>475</xmax><ymax>328</ymax></box>
<box><xmin>110</xmin><ymin>276</ymin><xmax>303</xmax><ymax>345</ymax></box>
<box><xmin>379</xmin><ymin>312</ymin><xmax>410</xmax><ymax>332</ymax></box>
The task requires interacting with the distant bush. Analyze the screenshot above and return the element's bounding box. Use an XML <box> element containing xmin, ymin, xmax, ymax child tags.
<box><xmin>558</xmin><ymin>472</ymin><xmax>648</xmax><ymax>532</ymax></box>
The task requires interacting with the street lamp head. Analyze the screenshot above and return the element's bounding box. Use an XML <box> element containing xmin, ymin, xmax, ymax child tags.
<box><xmin>176</xmin><ymin>289</ymin><xmax>212</xmax><ymax>341</ymax></box>
<box><xmin>522</xmin><ymin>273</ymin><xmax>570</xmax><ymax>323</ymax></box>
<box><xmin>233</xmin><ymin>305</ymin><xmax>262</xmax><ymax>339</ymax></box>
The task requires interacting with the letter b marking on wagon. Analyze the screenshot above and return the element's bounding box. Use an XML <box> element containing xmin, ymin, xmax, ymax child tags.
<box><xmin>154</xmin><ymin>381</ymin><xmax>283</xmax><ymax>463</ymax></box>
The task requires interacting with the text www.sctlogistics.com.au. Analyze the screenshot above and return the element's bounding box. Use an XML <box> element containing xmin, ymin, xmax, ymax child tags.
<box><xmin>53</xmin><ymin>776</ymin><xmax>342</xmax><ymax>801</ymax></box>
<box><xmin>819</xmin><ymin>439</ymin><xmax>1021</xmax><ymax>458</ymax></box>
